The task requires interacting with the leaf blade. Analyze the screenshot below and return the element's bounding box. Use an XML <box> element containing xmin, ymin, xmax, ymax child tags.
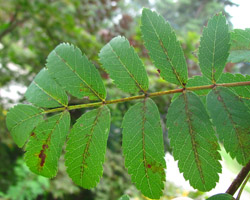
<box><xmin>46</xmin><ymin>43</ymin><xmax>106</xmax><ymax>101</ymax></box>
<box><xmin>6</xmin><ymin>104</ymin><xmax>44</xmax><ymax>147</ymax></box>
<box><xmin>122</xmin><ymin>98</ymin><xmax>166</xmax><ymax>199</ymax></box>
<box><xmin>99</xmin><ymin>36</ymin><xmax>149</xmax><ymax>93</ymax></box>
<box><xmin>65</xmin><ymin>106</ymin><xmax>111</xmax><ymax>189</ymax></box>
<box><xmin>141</xmin><ymin>8</ymin><xmax>188</xmax><ymax>86</ymax></box>
<box><xmin>25</xmin><ymin>68</ymin><xmax>68</xmax><ymax>108</ymax></box>
<box><xmin>228</xmin><ymin>28</ymin><xmax>250</xmax><ymax>63</ymax></box>
<box><xmin>166</xmin><ymin>92</ymin><xmax>221</xmax><ymax>191</ymax></box>
<box><xmin>25</xmin><ymin>111</ymin><xmax>70</xmax><ymax>177</ymax></box>
<box><xmin>207</xmin><ymin>87</ymin><xmax>250</xmax><ymax>165</ymax></box>
<box><xmin>198</xmin><ymin>13</ymin><xmax>230</xmax><ymax>82</ymax></box>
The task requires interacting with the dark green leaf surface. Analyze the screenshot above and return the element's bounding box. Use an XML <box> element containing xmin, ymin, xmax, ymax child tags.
<box><xmin>6</xmin><ymin>104</ymin><xmax>44</xmax><ymax>147</ymax></box>
<box><xmin>207</xmin><ymin>87</ymin><xmax>250</xmax><ymax>165</ymax></box>
<box><xmin>25</xmin><ymin>68</ymin><xmax>68</xmax><ymax>108</ymax></box>
<box><xmin>166</xmin><ymin>92</ymin><xmax>221</xmax><ymax>191</ymax></box>
<box><xmin>218</xmin><ymin>73</ymin><xmax>250</xmax><ymax>108</ymax></box>
<box><xmin>65</xmin><ymin>106</ymin><xmax>111</xmax><ymax>189</ymax></box>
<box><xmin>141</xmin><ymin>8</ymin><xmax>188</xmax><ymax>86</ymax></box>
<box><xmin>228</xmin><ymin>29</ymin><xmax>250</xmax><ymax>63</ymax></box>
<box><xmin>25</xmin><ymin>111</ymin><xmax>70</xmax><ymax>177</ymax></box>
<box><xmin>46</xmin><ymin>43</ymin><xmax>106</xmax><ymax>101</ymax></box>
<box><xmin>122</xmin><ymin>98</ymin><xmax>166</xmax><ymax>199</ymax></box>
<box><xmin>206</xmin><ymin>193</ymin><xmax>234</xmax><ymax>200</ymax></box>
<box><xmin>198</xmin><ymin>13</ymin><xmax>230</xmax><ymax>82</ymax></box>
<box><xmin>99</xmin><ymin>36</ymin><xmax>149</xmax><ymax>93</ymax></box>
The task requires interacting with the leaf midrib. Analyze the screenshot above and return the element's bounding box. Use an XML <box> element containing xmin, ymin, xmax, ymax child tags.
<box><xmin>54</xmin><ymin>50</ymin><xmax>104</xmax><ymax>101</ymax></box>
<box><xmin>215</xmin><ymin>89</ymin><xmax>247</xmax><ymax>163</ymax></box>
<box><xmin>33</xmin><ymin>81</ymin><xmax>67</xmax><ymax>107</ymax></box>
<box><xmin>107</xmin><ymin>43</ymin><xmax>146</xmax><ymax>93</ymax></box>
<box><xmin>144</xmin><ymin>11</ymin><xmax>185</xmax><ymax>87</ymax></box>
<box><xmin>183</xmin><ymin>93</ymin><xmax>205</xmax><ymax>185</ymax></box>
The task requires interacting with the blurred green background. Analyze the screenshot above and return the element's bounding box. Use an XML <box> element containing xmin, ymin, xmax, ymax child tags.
<box><xmin>0</xmin><ymin>0</ymin><xmax>246</xmax><ymax>199</ymax></box>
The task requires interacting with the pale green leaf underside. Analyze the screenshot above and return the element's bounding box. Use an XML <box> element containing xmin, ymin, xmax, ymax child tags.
<box><xmin>25</xmin><ymin>111</ymin><xmax>70</xmax><ymax>178</ymax></box>
<box><xmin>46</xmin><ymin>43</ymin><xmax>106</xmax><ymax>101</ymax></box>
<box><xmin>218</xmin><ymin>73</ymin><xmax>250</xmax><ymax>108</ymax></box>
<box><xmin>198</xmin><ymin>13</ymin><xmax>230</xmax><ymax>82</ymax></box>
<box><xmin>141</xmin><ymin>8</ymin><xmax>187</xmax><ymax>86</ymax></box>
<box><xmin>166</xmin><ymin>92</ymin><xmax>221</xmax><ymax>191</ymax></box>
<box><xmin>25</xmin><ymin>68</ymin><xmax>68</xmax><ymax>108</ymax></box>
<box><xmin>207</xmin><ymin>87</ymin><xmax>250</xmax><ymax>165</ymax></box>
<box><xmin>99</xmin><ymin>36</ymin><xmax>149</xmax><ymax>93</ymax></box>
<box><xmin>119</xmin><ymin>194</ymin><xmax>130</xmax><ymax>200</ymax></box>
<box><xmin>206</xmin><ymin>193</ymin><xmax>234</xmax><ymax>200</ymax></box>
<box><xmin>228</xmin><ymin>29</ymin><xmax>250</xmax><ymax>63</ymax></box>
<box><xmin>122</xmin><ymin>98</ymin><xmax>166</xmax><ymax>199</ymax></box>
<box><xmin>6</xmin><ymin>104</ymin><xmax>44</xmax><ymax>147</ymax></box>
<box><xmin>65</xmin><ymin>106</ymin><xmax>111</xmax><ymax>189</ymax></box>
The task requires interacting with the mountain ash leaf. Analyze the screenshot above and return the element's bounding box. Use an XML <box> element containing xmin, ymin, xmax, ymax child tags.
<box><xmin>25</xmin><ymin>111</ymin><xmax>70</xmax><ymax>177</ymax></box>
<box><xmin>99</xmin><ymin>36</ymin><xmax>149</xmax><ymax>93</ymax></box>
<box><xmin>122</xmin><ymin>98</ymin><xmax>166</xmax><ymax>199</ymax></box>
<box><xmin>25</xmin><ymin>68</ymin><xmax>68</xmax><ymax>108</ymax></box>
<box><xmin>207</xmin><ymin>87</ymin><xmax>250</xmax><ymax>165</ymax></box>
<box><xmin>65</xmin><ymin>106</ymin><xmax>111</xmax><ymax>189</ymax></box>
<box><xmin>166</xmin><ymin>92</ymin><xmax>221</xmax><ymax>191</ymax></box>
<box><xmin>46</xmin><ymin>43</ymin><xmax>106</xmax><ymax>101</ymax></box>
<box><xmin>6</xmin><ymin>104</ymin><xmax>44</xmax><ymax>147</ymax></box>
<box><xmin>141</xmin><ymin>8</ymin><xmax>188</xmax><ymax>87</ymax></box>
<box><xmin>198</xmin><ymin>13</ymin><xmax>230</xmax><ymax>83</ymax></box>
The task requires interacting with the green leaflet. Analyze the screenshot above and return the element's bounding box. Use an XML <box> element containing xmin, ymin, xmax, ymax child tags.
<box><xmin>46</xmin><ymin>43</ymin><xmax>106</xmax><ymax>101</ymax></box>
<box><xmin>206</xmin><ymin>193</ymin><xmax>234</xmax><ymax>200</ymax></box>
<box><xmin>99</xmin><ymin>36</ymin><xmax>149</xmax><ymax>93</ymax></box>
<box><xmin>218</xmin><ymin>73</ymin><xmax>250</xmax><ymax>108</ymax></box>
<box><xmin>25</xmin><ymin>111</ymin><xmax>70</xmax><ymax>177</ymax></box>
<box><xmin>118</xmin><ymin>195</ymin><xmax>130</xmax><ymax>200</ymax></box>
<box><xmin>6</xmin><ymin>104</ymin><xmax>44</xmax><ymax>147</ymax></box>
<box><xmin>207</xmin><ymin>87</ymin><xmax>250</xmax><ymax>165</ymax></box>
<box><xmin>122</xmin><ymin>98</ymin><xmax>166</xmax><ymax>199</ymax></box>
<box><xmin>25</xmin><ymin>68</ymin><xmax>68</xmax><ymax>108</ymax></box>
<box><xmin>228</xmin><ymin>29</ymin><xmax>250</xmax><ymax>63</ymax></box>
<box><xmin>166</xmin><ymin>92</ymin><xmax>221</xmax><ymax>191</ymax></box>
<box><xmin>198</xmin><ymin>13</ymin><xmax>230</xmax><ymax>83</ymax></box>
<box><xmin>141</xmin><ymin>8</ymin><xmax>188</xmax><ymax>87</ymax></box>
<box><xmin>65</xmin><ymin>106</ymin><xmax>111</xmax><ymax>189</ymax></box>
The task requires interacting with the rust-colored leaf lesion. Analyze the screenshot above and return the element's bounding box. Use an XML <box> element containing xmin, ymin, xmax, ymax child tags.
<box><xmin>38</xmin><ymin>144</ymin><xmax>49</xmax><ymax>167</ymax></box>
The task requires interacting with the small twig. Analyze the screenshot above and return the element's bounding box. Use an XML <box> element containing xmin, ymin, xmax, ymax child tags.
<box><xmin>236</xmin><ymin>172</ymin><xmax>250</xmax><ymax>200</ymax></box>
<box><xmin>226</xmin><ymin>160</ymin><xmax>250</xmax><ymax>196</ymax></box>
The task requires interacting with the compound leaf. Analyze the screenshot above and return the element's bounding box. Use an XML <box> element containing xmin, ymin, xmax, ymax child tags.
<box><xmin>166</xmin><ymin>92</ymin><xmax>221</xmax><ymax>191</ymax></box>
<box><xmin>228</xmin><ymin>28</ymin><xmax>250</xmax><ymax>63</ymax></box>
<box><xmin>122</xmin><ymin>98</ymin><xmax>166</xmax><ymax>199</ymax></box>
<box><xmin>65</xmin><ymin>106</ymin><xmax>111</xmax><ymax>189</ymax></box>
<box><xmin>206</xmin><ymin>193</ymin><xmax>234</xmax><ymax>200</ymax></box>
<box><xmin>198</xmin><ymin>13</ymin><xmax>230</xmax><ymax>83</ymax></box>
<box><xmin>25</xmin><ymin>68</ymin><xmax>68</xmax><ymax>108</ymax></box>
<box><xmin>6</xmin><ymin>104</ymin><xmax>44</xmax><ymax>147</ymax></box>
<box><xmin>141</xmin><ymin>8</ymin><xmax>188</xmax><ymax>87</ymax></box>
<box><xmin>46</xmin><ymin>43</ymin><xmax>106</xmax><ymax>101</ymax></box>
<box><xmin>25</xmin><ymin>111</ymin><xmax>70</xmax><ymax>177</ymax></box>
<box><xmin>207</xmin><ymin>87</ymin><xmax>250</xmax><ymax>165</ymax></box>
<box><xmin>99</xmin><ymin>36</ymin><xmax>149</xmax><ymax>93</ymax></box>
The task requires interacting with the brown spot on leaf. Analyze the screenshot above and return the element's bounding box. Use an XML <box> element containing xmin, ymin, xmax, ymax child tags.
<box><xmin>38</xmin><ymin>144</ymin><xmax>49</xmax><ymax>167</ymax></box>
<box><xmin>217</xmin><ymin>96</ymin><xmax>222</xmax><ymax>101</ymax></box>
<box><xmin>157</xmin><ymin>69</ymin><xmax>161</xmax><ymax>73</ymax></box>
<box><xmin>147</xmin><ymin>164</ymin><xmax>151</xmax><ymax>168</ymax></box>
<box><xmin>80</xmin><ymin>124</ymin><xmax>83</xmax><ymax>127</ymax></box>
<box><xmin>31</xmin><ymin>132</ymin><xmax>35</xmax><ymax>137</ymax></box>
